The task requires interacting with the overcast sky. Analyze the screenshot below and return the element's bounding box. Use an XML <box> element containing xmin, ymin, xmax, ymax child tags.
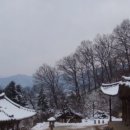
<box><xmin>0</xmin><ymin>0</ymin><xmax>130</xmax><ymax>76</ymax></box>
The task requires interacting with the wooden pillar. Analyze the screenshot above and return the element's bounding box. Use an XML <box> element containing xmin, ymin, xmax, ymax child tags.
<box><xmin>109</xmin><ymin>96</ymin><xmax>112</xmax><ymax>122</ymax></box>
<box><xmin>126</xmin><ymin>99</ymin><xmax>130</xmax><ymax>125</ymax></box>
<box><xmin>123</xmin><ymin>99</ymin><xmax>128</xmax><ymax>125</ymax></box>
<box><xmin>122</xmin><ymin>99</ymin><xmax>125</xmax><ymax>122</ymax></box>
<box><xmin>6</xmin><ymin>122</ymin><xmax>9</xmax><ymax>130</ymax></box>
<box><xmin>93</xmin><ymin>102</ymin><xmax>95</xmax><ymax>118</ymax></box>
<box><xmin>2</xmin><ymin>126</ymin><xmax>4</xmax><ymax>130</ymax></box>
<box><xmin>1</xmin><ymin>122</ymin><xmax>4</xmax><ymax>130</ymax></box>
<box><xmin>125</xmin><ymin>99</ymin><xmax>127</xmax><ymax>124</ymax></box>
<box><xmin>12</xmin><ymin>121</ymin><xmax>15</xmax><ymax>130</ymax></box>
<box><xmin>16</xmin><ymin>121</ymin><xmax>20</xmax><ymax>130</ymax></box>
<box><xmin>129</xmin><ymin>99</ymin><xmax>130</xmax><ymax>125</ymax></box>
<box><xmin>128</xmin><ymin>100</ymin><xmax>130</xmax><ymax>125</ymax></box>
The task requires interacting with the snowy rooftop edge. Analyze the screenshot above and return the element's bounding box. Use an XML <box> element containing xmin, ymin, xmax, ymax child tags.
<box><xmin>0</xmin><ymin>92</ymin><xmax>5</xmax><ymax>97</ymax></box>
<box><xmin>48</xmin><ymin>117</ymin><xmax>56</xmax><ymax>121</ymax></box>
<box><xmin>101</xmin><ymin>75</ymin><xmax>130</xmax><ymax>96</ymax></box>
<box><xmin>122</xmin><ymin>76</ymin><xmax>130</xmax><ymax>81</ymax></box>
<box><xmin>102</xmin><ymin>81</ymin><xmax>120</xmax><ymax>86</ymax></box>
<box><xmin>101</xmin><ymin>84</ymin><xmax>119</xmax><ymax>96</ymax></box>
<box><xmin>0</xmin><ymin>93</ymin><xmax>36</xmax><ymax>121</ymax></box>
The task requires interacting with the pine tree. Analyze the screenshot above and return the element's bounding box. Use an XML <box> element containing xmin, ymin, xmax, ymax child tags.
<box><xmin>16</xmin><ymin>85</ymin><xmax>26</xmax><ymax>106</ymax></box>
<box><xmin>4</xmin><ymin>81</ymin><xmax>26</xmax><ymax>106</ymax></box>
<box><xmin>5</xmin><ymin>81</ymin><xmax>17</xmax><ymax>102</ymax></box>
<box><xmin>37</xmin><ymin>87</ymin><xmax>48</xmax><ymax>112</ymax></box>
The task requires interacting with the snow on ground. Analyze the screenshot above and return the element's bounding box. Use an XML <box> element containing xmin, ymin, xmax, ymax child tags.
<box><xmin>31</xmin><ymin>118</ymin><xmax>122</xmax><ymax>130</ymax></box>
<box><xmin>31</xmin><ymin>122</ymin><xmax>92</xmax><ymax>130</ymax></box>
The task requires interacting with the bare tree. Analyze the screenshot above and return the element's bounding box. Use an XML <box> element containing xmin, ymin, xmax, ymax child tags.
<box><xmin>94</xmin><ymin>34</ymin><xmax>115</xmax><ymax>82</ymax></box>
<box><xmin>76</xmin><ymin>40</ymin><xmax>97</xmax><ymax>89</ymax></box>
<box><xmin>75</xmin><ymin>45</ymin><xmax>91</xmax><ymax>91</ymax></box>
<box><xmin>58</xmin><ymin>54</ymin><xmax>81</xmax><ymax>104</ymax></box>
<box><xmin>113</xmin><ymin>19</ymin><xmax>130</xmax><ymax>72</ymax></box>
<box><xmin>34</xmin><ymin>64</ymin><xmax>60</xmax><ymax>109</ymax></box>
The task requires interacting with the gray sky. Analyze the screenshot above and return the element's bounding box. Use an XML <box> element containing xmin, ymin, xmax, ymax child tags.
<box><xmin>0</xmin><ymin>0</ymin><xmax>130</xmax><ymax>76</ymax></box>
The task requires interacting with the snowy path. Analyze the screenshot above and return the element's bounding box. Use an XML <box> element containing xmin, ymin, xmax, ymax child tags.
<box><xmin>46</xmin><ymin>126</ymin><xmax>97</xmax><ymax>130</ymax></box>
<box><xmin>33</xmin><ymin>126</ymin><xmax>97</xmax><ymax>130</ymax></box>
<box><xmin>32</xmin><ymin>122</ymin><xmax>102</xmax><ymax>130</ymax></box>
<box><xmin>32</xmin><ymin>118</ymin><xmax>122</xmax><ymax>130</ymax></box>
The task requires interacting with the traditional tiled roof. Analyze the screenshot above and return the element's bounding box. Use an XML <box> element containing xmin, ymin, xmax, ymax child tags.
<box><xmin>48</xmin><ymin>117</ymin><xmax>56</xmax><ymax>121</ymax></box>
<box><xmin>101</xmin><ymin>82</ymin><xmax>119</xmax><ymax>96</ymax></box>
<box><xmin>0</xmin><ymin>93</ymin><xmax>36</xmax><ymax>121</ymax></box>
<box><xmin>101</xmin><ymin>76</ymin><xmax>130</xmax><ymax>96</ymax></box>
<box><xmin>120</xmin><ymin>76</ymin><xmax>130</xmax><ymax>87</ymax></box>
<box><xmin>55</xmin><ymin>108</ymin><xmax>83</xmax><ymax>119</ymax></box>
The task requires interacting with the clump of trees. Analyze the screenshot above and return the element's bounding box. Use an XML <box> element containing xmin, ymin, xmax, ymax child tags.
<box><xmin>34</xmin><ymin>19</ymin><xmax>130</xmax><ymax>114</ymax></box>
<box><xmin>4</xmin><ymin>81</ymin><xmax>26</xmax><ymax>106</ymax></box>
<box><xmin>34</xmin><ymin>64</ymin><xmax>65</xmax><ymax>110</ymax></box>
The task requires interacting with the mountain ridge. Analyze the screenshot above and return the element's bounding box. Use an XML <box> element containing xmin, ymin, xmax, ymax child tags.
<box><xmin>0</xmin><ymin>74</ymin><xmax>33</xmax><ymax>88</ymax></box>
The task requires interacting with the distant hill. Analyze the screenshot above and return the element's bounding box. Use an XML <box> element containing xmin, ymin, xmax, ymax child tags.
<box><xmin>0</xmin><ymin>74</ymin><xmax>33</xmax><ymax>88</ymax></box>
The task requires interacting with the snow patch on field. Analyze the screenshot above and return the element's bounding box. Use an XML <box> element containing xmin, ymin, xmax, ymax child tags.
<box><xmin>31</xmin><ymin>118</ymin><xmax>122</xmax><ymax>130</ymax></box>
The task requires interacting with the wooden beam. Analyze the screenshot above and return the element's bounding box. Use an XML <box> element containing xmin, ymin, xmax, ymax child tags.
<box><xmin>109</xmin><ymin>96</ymin><xmax>112</xmax><ymax>122</ymax></box>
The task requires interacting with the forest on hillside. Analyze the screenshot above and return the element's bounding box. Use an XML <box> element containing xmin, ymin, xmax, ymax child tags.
<box><xmin>1</xmin><ymin>19</ymin><xmax>130</xmax><ymax>120</ymax></box>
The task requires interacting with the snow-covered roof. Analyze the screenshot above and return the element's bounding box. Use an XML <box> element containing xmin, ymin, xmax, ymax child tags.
<box><xmin>0</xmin><ymin>93</ymin><xmax>36</xmax><ymax>121</ymax></box>
<box><xmin>48</xmin><ymin>117</ymin><xmax>56</xmax><ymax>121</ymax></box>
<box><xmin>120</xmin><ymin>76</ymin><xmax>130</xmax><ymax>87</ymax></box>
<box><xmin>101</xmin><ymin>76</ymin><xmax>130</xmax><ymax>96</ymax></box>
<box><xmin>55</xmin><ymin>108</ymin><xmax>83</xmax><ymax>119</ymax></box>
<box><xmin>94</xmin><ymin>110</ymin><xmax>109</xmax><ymax>119</ymax></box>
<box><xmin>122</xmin><ymin>76</ymin><xmax>130</xmax><ymax>81</ymax></box>
<box><xmin>101</xmin><ymin>82</ymin><xmax>119</xmax><ymax>96</ymax></box>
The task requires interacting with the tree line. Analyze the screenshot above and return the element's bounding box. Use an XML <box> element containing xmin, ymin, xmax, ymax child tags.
<box><xmin>0</xmin><ymin>19</ymin><xmax>129</xmax><ymax>116</ymax></box>
<box><xmin>34</xmin><ymin>19</ymin><xmax>130</xmax><ymax>113</ymax></box>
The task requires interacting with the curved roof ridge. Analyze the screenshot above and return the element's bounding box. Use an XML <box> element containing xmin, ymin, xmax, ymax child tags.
<box><xmin>0</xmin><ymin>92</ymin><xmax>5</xmax><ymax>98</ymax></box>
<box><xmin>101</xmin><ymin>82</ymin><xmax>119</xmax><ymax>96</ymax></box>
<box><xmin>102</xmin><ymin>81</ymin><xmax>120</xmax><ymax>87</ymax></box>
<box><xmin>4</xmin><ymin>94</ymin><xmax>35</xmax><ymax>113</ymax></box>
<box><xmin>0</xmin><ymin>93</ymin><xmax>36</xmax><ymax>121</ymax></box>
<box><xmin>122</xmin><ymin>76</ymin><xmax>130</xmax><ymax>81</ymax></box>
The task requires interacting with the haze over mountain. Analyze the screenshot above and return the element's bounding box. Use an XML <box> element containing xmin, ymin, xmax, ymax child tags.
<box><xmin>0</xmin><ymin>74</ymin><xmax>33</xmax><ymax>88</ymax></box>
